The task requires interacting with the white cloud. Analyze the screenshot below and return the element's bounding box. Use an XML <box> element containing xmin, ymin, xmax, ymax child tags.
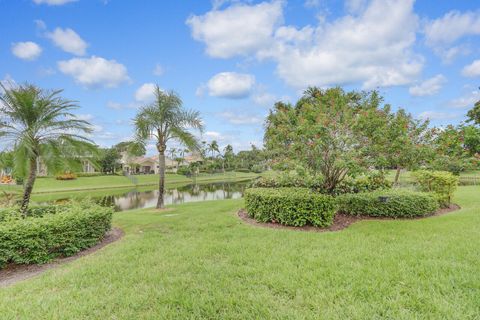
<box><xmin>219</xmin><ymin>111</ymin><xmax>264</xmax><ymax>125</ymax></box>
<box><xmin>418</xmin><ymin>111</ymin><xmax>460</xmax><ymax>121</ymax></box>
<box><xmin>408</xmin><ymin>74</ymin><xmax>446</xmax><ymax>97</ymax></box>
<box><xmin>205</xmin><ymin>72</ymin><xmax>255</xmax><ymax>99</ymax></box>
<box><xmin>449</xmin><ymin>90</ymin><xmax>480</xmax><ymax>109</ymax></box>
<box><xmin>189</xmin><ymin>0</ymin><xmax>422</xmax><ymax>89</ymax></box>
<box><xmin>153</xmin><ymin>64</ymin><xmax>164</xmax><ymax>76</ymax></box>
<box><xmin>424</xmin><ymin>10</ymin><xmax>480</xmax><ymax>61</ymax></box>
<box><xmin>462</xmin><ymin>60</ymin><xmax>480</xmax><ymax>78</ymax></box>
<box><xmin>58</xmin><ymin>56</ymin><xmax>130</xmax><ymax>88</ymax></box>
<box><xmin>33</xmin><ymin>0</ymin><xmax>77</xmax><ymax>5</ymax></box>
<box><xmin>47</xmin><ymin>27</ymin><xmax>88</xmax><ymax>56</ymax></box>
<box><xmin>186</xmin><ymin>1</ymin><xmax>284</xmax><ymax>58</ymax></box>
<box><xmin>205</xmin><ymin>131</ymin><xmax>222</xmax><ymax>139</ymax></box>
<box><xmin>11</xmin><ymin>41</ymin><xmax>42</xmax><ymax>61</ymax></box>
<box><xmin>135</xmin><ymin>83</ymin><xmax>157</xmax><ymax>102</ymax></box>
<box><xmin>267</xmin><ymin>0</ymin><xmax>422</xmax><ymax>88</ymax></box>
<box><xmin>424</xmin><ymin>10</ymin><xmax>480</xmax><ymax>47</ymax></box>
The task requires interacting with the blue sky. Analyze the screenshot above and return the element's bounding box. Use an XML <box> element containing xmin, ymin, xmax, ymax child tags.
<box><xmin>1</xmin><ymin>0</ymin><xmax>480</xmax><ymax>155</ymax></box>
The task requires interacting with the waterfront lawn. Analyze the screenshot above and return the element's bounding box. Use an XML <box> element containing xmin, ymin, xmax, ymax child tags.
<box><xmin>0</xmin><ymin>171</ymin><xmax>259</xmax><ymax>194</ymax></box>
<box><xmin>1</xmin><ymin>186</ymin><xmax>479</xmax><ymax>319</ymax></box>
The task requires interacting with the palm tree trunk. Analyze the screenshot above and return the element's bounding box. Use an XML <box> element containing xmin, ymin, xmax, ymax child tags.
<box><xmin>20</xmin><ymin>157</ymin><xmax>38</xmax><ymax>216</ymax></box>
<box><xmin>157</xmin><ymin>149</ymin><xmax>166</xmax><ymax>209</ymax></box>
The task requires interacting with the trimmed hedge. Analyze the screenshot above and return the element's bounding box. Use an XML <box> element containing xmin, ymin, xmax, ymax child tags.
<box><xmin>0</xmin><ymin>201</ymin><xmax>113</xmax><ymax>267</ymax></box>
<box><xmin>244</xmin><ymin>187</ymin><xmax>337</xmax><ymax>227</ymax></box>
<box><xmin>336</xmin><ymin>190</ymin><xmax>439</xmax><ymax>218</ymax></box>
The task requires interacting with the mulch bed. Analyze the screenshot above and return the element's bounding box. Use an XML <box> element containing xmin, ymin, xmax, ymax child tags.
<box><xmin>237</xmin><ymin>204</ymin><xmax>461</xmax><ymax>233</ymax></box>
<box><xmin>0</xmin><ymin>227</ymin><xmax>124</xmax><ymax>288</ymax></box>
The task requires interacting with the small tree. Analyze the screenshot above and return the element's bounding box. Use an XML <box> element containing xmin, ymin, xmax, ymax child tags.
<box><xmin>265</xmin><ymin>87</ymin><xmax>383</xmax><ymax>193</ymax></box>
<box><xmin>0</xmin><ymin>83</ymin><xmax>94</xmax><ymax>214</ymax></box>
<box><xmin>133</xmin><ymin>86</ymin><xmax>203</xmax><ymax>209</ymax></box>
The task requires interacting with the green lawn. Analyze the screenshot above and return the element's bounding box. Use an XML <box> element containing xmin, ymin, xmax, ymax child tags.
<box><xmin>1</xmin><ymin>186</ymin><xmax>479</xmax><ymax>318</ymax></box>
<box><xmin>0</xmin><ymin>171</ymin><xmax>259</xmax><ymax>195</ymax></box>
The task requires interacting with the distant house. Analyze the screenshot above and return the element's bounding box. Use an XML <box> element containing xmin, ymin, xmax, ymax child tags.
<box><xmin>35</xmin><ymin>157</ymin><xmax>97</xmax><ymax>176</ymax></box>
<box><xmin>120</xmin><ymin>152</ymin><xmax>203</xmax><ymax>174</ymax></box>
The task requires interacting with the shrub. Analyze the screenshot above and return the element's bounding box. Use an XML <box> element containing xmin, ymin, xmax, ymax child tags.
<box><xmin>55</xmin><ymin>172</ymin><xmax>77</xmax><ymax>180</ymax></box>
<box><xmin>248</xmin><ymin>170</ymin><xmax>323</xmax><ymax>189</ymax></box>
<box><xmin>331</xmin><ymin>172</ymin><xmax>392</xmax><ymax>195</ymax></box>
<box><xmin>244</xmin><ymin>187</ymin><xmax>337</xmax><ymax>227</ymax></box>
<box><xmin>249</xmin><ymin>171</ymin><xmax>390</xmax><ymax>195</ymax></box>
<box><xmin>412</xmin><ymin>170</ymin><xmax>459</xmax><ymax>207</ymax></box>
<box><xmin>0</xmin><ymin>201</ymin><xmax>113</xmax><ymax>268</ymax></box>
<box><xmin>337</xmin><ymin>189</ymin><xmax>439</xmax><ymax>218</ymax></box>
<box><xmin>176</xmin><ymin>166</ymin><xmax>192</xmax><ymax>176</ymax></box>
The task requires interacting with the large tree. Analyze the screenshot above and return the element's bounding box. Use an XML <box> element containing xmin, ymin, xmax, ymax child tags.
<box><xmin>265</xmin><ymin>87</ymin><xmax>392</xmax><ymax>193</ymax></box>
<box><xmin>0</xmin><ymin>84</ymin><xmax>94</xmax><ymax>214</ymax></box>
<box><xmin>133</xmin><ymin>85</ymin><xmax>203</xmax><ymax>209</ymax></box>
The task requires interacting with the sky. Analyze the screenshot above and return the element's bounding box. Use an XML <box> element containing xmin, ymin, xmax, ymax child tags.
<box><xmin>1</xmin><ymin>0</ymin><xmax>480</xmax><ymax>155</ymax></box>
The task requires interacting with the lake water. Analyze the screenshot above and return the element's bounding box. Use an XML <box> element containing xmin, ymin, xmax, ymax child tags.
<box><xmin>93</xmin><ymin>181</ymin><xmax>248</xmax><ymax>211</ymax></box>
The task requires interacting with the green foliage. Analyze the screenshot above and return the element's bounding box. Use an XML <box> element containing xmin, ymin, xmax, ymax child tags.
<box><xmin>412</xmin><ymin>170</ymin><xmax>459</xmax><ymax>207</ymax></box>
<box><xmin>0</xmin><ymin>83</ymin><xmax>95</xmax><ymax>213</ymax></box>
<box><xmin>176</xmin><ymin>166</ymin><xmax>192</xmax><ymax>176</ymax></box>
<box><xmin>249</xmin><ymin>171</ymin><xmax>391</xmax><ymax>195</ymax></box>
<box><xmin>332</xmin><ymin>172</ymin><xmax>392</xmax><ymax>195</ymax></box>
<box><xmin>337</xmin><ymin>189</ymin><xmax>439</xmax><ymax>218</ymax></box>
<box><xmin>467</xmin><ymin>100</ymin><xmax>480</xmax><ymax>125</ymax></box>
<box><xmin>0</xmin><ymin>201</ymin><xmax>113</xmax><ymax>267</ymax></box>
<box><xmin>114</xmin><ymin>141</ymin><xmax>146</xmax><ymax>157</ymax></box>
<box><xmin>430</xmin><ymin>125</ymin><xmax>480</xmax><ymax>174</ymax></box>
<box><xmin>97</xmin><ymin>147</ymin><xmax>121</xmax><ymax>174</ymax></box>
<box><xmin>249</xmin><ymin>170</ymin><xmax>323</xmax><ymax>189</ymax></box>
<box><xmin>264</xmin><ymin>87</ymin><xmax>423</xmax><ymax>193</ymax></box>
<box><xmin>244</xmin><ymin>187</ymin><xmax>337</xmax><ymax>227</ymax></box>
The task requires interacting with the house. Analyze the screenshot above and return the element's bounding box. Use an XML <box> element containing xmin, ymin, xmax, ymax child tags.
<box><xmin>120</xmin><ymin>152</ymin><xmax>203</xmax><ymax>174</ymax></box>
<box><xmin>35</xmin><ymin>157</ymin><xmax>97</xmax><ymax>176</ymax></box>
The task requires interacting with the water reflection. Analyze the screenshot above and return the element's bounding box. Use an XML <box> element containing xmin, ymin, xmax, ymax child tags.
<box><xmin>96</xmin><ymin>181</ymin><xmax>247</xmax><ymax>211</ymax></box>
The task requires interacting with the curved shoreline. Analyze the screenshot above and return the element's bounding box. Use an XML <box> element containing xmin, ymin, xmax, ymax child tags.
<box><xmin>237</xmin><ymin>204</ymin><xmax>461</xmax><ymax>233</ymax></box>
<box><xmin>0</xmin><ymin>227</ymin><xmax>124</xmax><ymax>288</ymax></box>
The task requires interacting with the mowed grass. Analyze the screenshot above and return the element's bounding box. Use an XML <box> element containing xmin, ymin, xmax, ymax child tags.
<box><xmin>0</xmin><ymin>171</ymin><xmax>259</xmax><ymax>194</ymax></box>
<box><xmin>1</xmin><ymin>187</ymin><xmax>480</xmax><ymax>319</ymax></box>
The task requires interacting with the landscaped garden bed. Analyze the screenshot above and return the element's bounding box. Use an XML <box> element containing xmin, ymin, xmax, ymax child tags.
<box><xmin>242</xmin><ymin>170</ymin><xmax>460</xmax><ymax>232</ymax></box>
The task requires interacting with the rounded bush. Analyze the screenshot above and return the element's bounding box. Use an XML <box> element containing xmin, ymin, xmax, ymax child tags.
<box><xmin>0</xmin><ymin>201</ymin><xmax>113</xmax><ymax>268</ymax></box>
<box><xmin>244</xmin><ymin>187</ymin><xmax>337</xmax><ymax>227</ymax></box>
<box><xmin>336</xmin><ymin>189</ymin><xmax>439</xmax><ymax>218</ymax></box>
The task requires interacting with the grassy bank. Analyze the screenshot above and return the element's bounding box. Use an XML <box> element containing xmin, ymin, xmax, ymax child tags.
<box><xmin>1</xmin><ymin>186</ymin><xmax>479</xmax><ymax>318</ymax></box>
<box><xmin>0</xmin><ymin>171</ymin><xmax>259</xmax><ymax>195</ymax></box>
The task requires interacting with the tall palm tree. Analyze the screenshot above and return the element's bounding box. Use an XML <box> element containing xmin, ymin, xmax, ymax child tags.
<box><xmin>208</xmin><ymin>140</ymin><xmax>219</xmax><ymax>159</ymax></box>
<box><xmin>0</xmin><ymin>83</ymin><xmax>94</xmax><ymax>215</ymax></box>
<box><xmin>133</xmin><ymin>85</ymin><xmax>203</xmax><ymax>209</ymax></box>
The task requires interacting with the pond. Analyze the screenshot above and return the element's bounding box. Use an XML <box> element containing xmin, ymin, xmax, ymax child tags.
<box><xmin>89</xmin><ymin>181</ymin><xmax>248</xmax><ymax>211</ymax></box>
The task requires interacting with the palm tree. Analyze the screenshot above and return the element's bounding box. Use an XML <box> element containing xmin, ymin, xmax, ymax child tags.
<box><xmin>208</xmin><ymin>140</ymin><xmax>219</xmax><ymax>159</ymax></box>
<box><xmin>0</xmin><ymin>83</ymin><xmax>94</xmax><ymax>215</ymax></box>
<box><xmin>133</xmin><ymin>85</ymin><xmax>203</xmax><ymax>209</ymax></box>
<box><xmin>223</xmin><ymin>144</ymin><xmax>233</xmax><ymax>170</ymax></box>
